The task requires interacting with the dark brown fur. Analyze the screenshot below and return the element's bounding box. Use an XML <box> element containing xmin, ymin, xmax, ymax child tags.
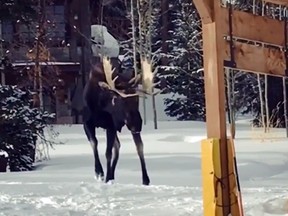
<box><xmin>83</xmin><ymin>59</ymin><xmax>150</xmax><ymax>185</ymax></box>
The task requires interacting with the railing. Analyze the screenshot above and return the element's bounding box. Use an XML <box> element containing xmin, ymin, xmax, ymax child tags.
<box><xmin>8</xmin><ymin>47</ymin><xmax>72</xmax><ymax>62</ymax></box>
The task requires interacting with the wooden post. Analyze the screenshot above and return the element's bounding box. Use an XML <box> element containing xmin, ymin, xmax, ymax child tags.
<box><xmin>194</xmin><ymin>0</ymin><xmax>288</xmax><ymax>215</ymax></box>
<box><xmin>194</xmin><ymin>0</ymin><xmax>233</xmax><ymax>215</ymax></box>
<box><xmin>202</xmin><ymin>22</ymin><xmax>230</xmax><ymax>216</ymax></box>
<box><xmin>202</xmin><ymin>18</ymin><xmax>227</xmax><ymax>144</ymax></box>
<box><xmin>79</xmin><ymin>0</ymin><xmax>91</xmax><ymax>86</ymax></box>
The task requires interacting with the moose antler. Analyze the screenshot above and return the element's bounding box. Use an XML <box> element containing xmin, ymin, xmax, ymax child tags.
<box><xmin>141</xmin><ymin>56</ymin><xmax>166</xmax><ymax>96</ymax></box>
<box><xmin>100</xmin><ymin>55</ymin><xmax>165</xmax><ymax>98</ymax></box>
<box><xmin>101</xmin><ymin>56</ymin><xmax>139</xmax><ymax>98</ymax></box>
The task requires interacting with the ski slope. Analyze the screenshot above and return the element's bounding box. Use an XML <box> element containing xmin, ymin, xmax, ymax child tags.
<box><xmin>1</xmin><ymin>120</ymin><xmax>288</xmax><ymax>216</ymax></box>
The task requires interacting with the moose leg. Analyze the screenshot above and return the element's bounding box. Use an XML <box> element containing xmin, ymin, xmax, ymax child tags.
<box><xmin>105</xmin><ymin>129</ymin><xmax>117</xmax><ymax>183</ymax></box>
<box><xmin>84</xmin><ymin>122</ymin><xmax>104</xmax><ymax>180</ymax></box>
<box><xmin>132</xmin><ymin>132</ymin><xmax>150</xmax><ymax>186</ymax></box>
<box><xmin>110</xmin><ymin>135</ymin><xmax>120</xmax><ymax>181</ymax></box>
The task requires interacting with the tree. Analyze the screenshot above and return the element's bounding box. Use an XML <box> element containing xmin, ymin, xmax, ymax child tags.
<box><xmin>119</xmin><ymin>0</ymin><xmax>163</xmax><ymax>128</ymax></box>
<box><xmin>0</xmin><ymin>0</ymin><xmax>65</xmax><ymax>171</ymax></box>
<box><xmin>160</xmin><ymin>0</ymin><xmax>205</xmax><ymax>121</ymax></box>
<box><xmin>0</xmin><ymin>85</ymin><xmax>55</xmax><ymax>171</ymax></box>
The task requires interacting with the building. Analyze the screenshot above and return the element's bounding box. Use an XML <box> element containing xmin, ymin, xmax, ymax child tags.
<box><xmin>0</xmin><ymin>0</ymin><xmax>131</xmax><ymax>124</ymax></box>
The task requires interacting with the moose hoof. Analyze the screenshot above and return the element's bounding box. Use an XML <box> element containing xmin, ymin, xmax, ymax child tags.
<box><xmin>106</xmin><ymin>179</ymin><xmax>115</xmax><ymax>185</ymax></box>
<box><xmin>142</xmin><ymin>179</ymin><xmax>150</xmax><ymax>186</ymax></box>
<box><xmin>95</xmin><ymin>174</ymin><xmax>104</xmax><ymax>182</ymax></box>
<box><xmin>105</xmin><ymin>176</ymin><xmax>114</xmax><ymax>184</ymax></box>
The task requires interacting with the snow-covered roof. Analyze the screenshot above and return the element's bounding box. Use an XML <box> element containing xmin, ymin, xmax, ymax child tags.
<box><xmin>91</xmin><ymin>25</ymin><xmax>120</xmax><ymax>58</ymax></box>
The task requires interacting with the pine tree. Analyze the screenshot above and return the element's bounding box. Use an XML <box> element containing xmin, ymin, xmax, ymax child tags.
<box><xmin>160</xmin><ymin>0</ymin><xmax>204</xmax><ymax>121</ymax></box>
<box><xmin>0</xmin><ymin>85</ymin><xmax>55</xmax><ymax>171</ymax></box>
<box><xmin>160</xmin><ymin>0</ymin><xmax>261</xmax><ymax>123</ymax></box>
<box><xmin>119</xmin><ymin>0</ymin><xmax>162</xmax><ymax>69</ymax></box>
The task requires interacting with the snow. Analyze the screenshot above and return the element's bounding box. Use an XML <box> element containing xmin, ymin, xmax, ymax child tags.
<box><xmin>1</xmin><ymin>119</ymin><xmax>288</xmax><ymax>215</ymax></box>
<box><xmin>91</xmin><ymin>25</ymin><xmax>120</xmax><ymax>58</ymax></box>
<box><xmin>0</xmin><ymin>150</ymin><xmax>8</xmax><ymax>158</ymax></box>
<box><xmin>138</xmin><ymin>93</ymin><xmax>185</xmax><ymax>121</ymax></box>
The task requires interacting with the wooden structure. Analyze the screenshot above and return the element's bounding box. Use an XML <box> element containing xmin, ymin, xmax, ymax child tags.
<box><xmin>0</xmin><ymin>0</ymin><xmax>132</xmax><ymax>124</ymax></box>
<box><xmin>192</xmin><ymin>0</ymin><xmax>288</xmax><ymax>215</ymax></box>
<box><xmin>1</xmin><ymin>1</ymin><xmax>82</xmax><ymax>124</ymax></box>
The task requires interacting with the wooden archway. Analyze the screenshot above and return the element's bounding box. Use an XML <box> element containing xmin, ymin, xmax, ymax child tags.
<box><xmin>192</xmin><ymin>0</ymin><xmax>288</xmax><ymax>215</ymax></box>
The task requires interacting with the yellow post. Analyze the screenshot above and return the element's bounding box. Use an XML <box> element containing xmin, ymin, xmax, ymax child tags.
<box><xmin>201</xmin><ymin>138</ymin><xmax>223</xmax><ymax>216</ymax></box>
<box><xmin>194</xmin><ymin>0</ymin><xmax>240</xmax><ymax>214</ymax></box>
<box><xmin>201</xmin><ymin>138</ymin><xmax>243</xmax><ymax>216</ymax></box>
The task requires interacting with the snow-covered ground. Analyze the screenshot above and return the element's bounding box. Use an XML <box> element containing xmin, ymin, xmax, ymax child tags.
<box><xmin>1</xmin><ymin>119</ymin><xmax>288</xmax><ymax>216</ymax></box>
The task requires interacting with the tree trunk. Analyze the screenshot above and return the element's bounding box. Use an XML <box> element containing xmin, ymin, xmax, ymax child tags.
<box><xmin>34</xmin><ymin>0</ymin><xmax>46</xmax><ymax>109</ymax></box>
<box><xmin>0</xmin><ymin>20</ymin><xmax>5</xmax><ymax>85</ymax></box>
<box><xmin>79</xmin><ymin>0</ymin><xmax>91</xmax><ymax>86</ymax></box>
<box><xmin>135</xmin><ymin>0</ymin><xmax>147</xmax><ymax>125</ymax></box>
<box><xmin>257</xmin><ymin>74</ymin><xmax>266</xmax><ymax>132</ymax></box>
<box><xmin>132</xmin><ymin>0</ymin><xmax>138</xmax><ymax>75</ymax></box>
<box><xmin>147</xmin><ymin>0</ymin><xmax>157</xmax><ymax>129</ymax></box>
<box><xmin>0</xmin><ymin>155</ymin><xmax>8</xmax><ymax>172</ymax></box>
<box><xmin>161</xmin><ymin>0</ymin><xmax>169</xmax><ymax>66</ymax></box>
<box><xmin>152</xmin><ymin>93</ymin><xmax>158</xmax><ymax>129</ymax></box>
<box><xmin>264</xmin><ymin>74</ymin><xmax>270</xmax><ymax>131</ymax></box>
<box><xmin>283</xmin><ymin>77</ymin><xmax>288</xmax><ymax>137</ymax></box>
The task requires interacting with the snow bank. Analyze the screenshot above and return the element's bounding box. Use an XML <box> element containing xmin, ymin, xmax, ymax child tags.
<box><xmin>1</xmin><ymin>120</ymin><xmax>288</xmax><ymax>215</ymax></box>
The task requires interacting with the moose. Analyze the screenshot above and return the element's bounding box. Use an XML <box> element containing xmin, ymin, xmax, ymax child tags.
<box><xmin>82</xmin><ymin>56</ymin><xmax>155</xmax><ymax>186</ymax></box>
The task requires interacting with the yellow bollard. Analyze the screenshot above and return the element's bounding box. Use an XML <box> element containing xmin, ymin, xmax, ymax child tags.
<box><xmin>201</xmin><ymin>138</ymin><xmax>243</xmax><ymax>216</ymax></box>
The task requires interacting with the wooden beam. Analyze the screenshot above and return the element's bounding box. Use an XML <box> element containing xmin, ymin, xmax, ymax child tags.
<box><xmin>203</xmin><ymin>25</ymin><xmax>227</xmax><ymax>139</ymax></box>
<box><xmin>262</xmin><ymin>0</ymin><xmax>288</xmax><ymax>6</ymax></box>
<box><xmin>221</xmin><ymin>8</ymin><xmax>285</xmax><ymax>47</ymax></box>
<box><xmin>202</xmin><ymin>0</ymin><xmax>231</xmax><ymax>214</ymax></box>
<box><xmin>193</xmin><ymin>0</ymin><xmax>213</xmax><ymax>24</ymax></box>
<box><xmin>224</xmin><ymin>41</ymin><xmax>286</xmax><ymax>76</ymax></box>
